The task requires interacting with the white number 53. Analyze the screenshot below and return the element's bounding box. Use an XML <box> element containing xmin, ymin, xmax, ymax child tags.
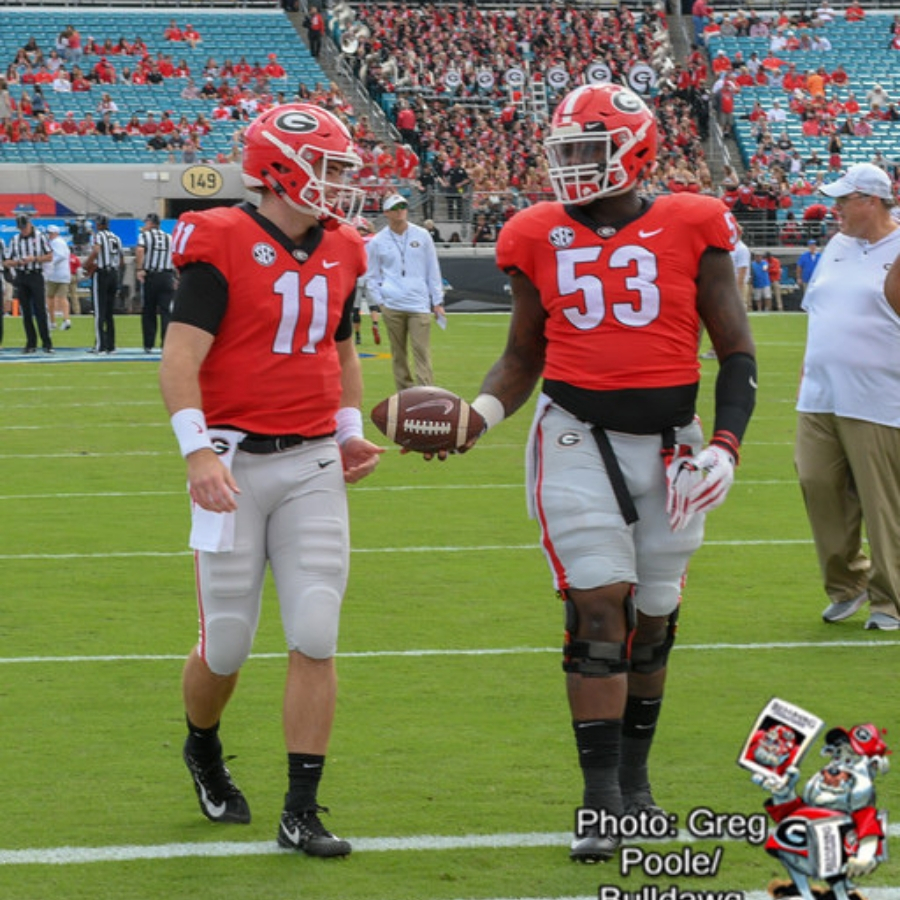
<box><xmin>557</xmin><ymin>245</ymin><xmax>660</xmax><ymax>330</ymax></box>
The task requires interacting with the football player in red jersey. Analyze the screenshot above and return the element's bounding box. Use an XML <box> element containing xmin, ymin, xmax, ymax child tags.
<box><xmin>159</xmin><ymin>103</ymin><xmax>383</xmax><ymax>857</ymax></box>
<box><xmin>464</xmin><ymin>83</ymin><xmax>757</xmax><ymax>861</ymax></box>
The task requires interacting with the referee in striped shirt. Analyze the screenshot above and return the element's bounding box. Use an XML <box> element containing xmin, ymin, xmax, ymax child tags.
<box><xmin>135</xmin><ymin>213</ymin><xmax>175</xmax><ymax>353</ymax></box>
<box><xmin>3</xmin><ymin>215</ymin><xmax>53</xmax><ymax>354</ymax></box>
<box><xmin>82</xmin><ymin>215</ymin><xmax>123</xmax><ymax>354</ymax></box>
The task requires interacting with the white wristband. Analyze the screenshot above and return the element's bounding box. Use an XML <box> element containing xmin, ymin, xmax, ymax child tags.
<box><xmin>335</xmin><ymin>406</ymin><xmax>364</xmax><ymax>446</ymax></box>
<box><xmin>471</xmin><ymin>393</ymin><xmax>505</xmax><ymax>432</ymax></box>
<box><xmin>171</xmin><ymin>407</ymin><xmax>214</xmax><ymax>457</ymax></box>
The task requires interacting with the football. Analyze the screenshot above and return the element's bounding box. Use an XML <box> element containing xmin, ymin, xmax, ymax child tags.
<box><xmin>370</xmin><ymin>386</ymin><xmax>484</xmax><ymax>453</ymax></box>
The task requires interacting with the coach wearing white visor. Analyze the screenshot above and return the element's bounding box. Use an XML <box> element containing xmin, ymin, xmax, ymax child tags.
<box><xmin>795</xmin><ymin>162</ymin><xmax>900</xmax><ymax>631</ymax></box>
<box><xmin>366</xmin><ymin>193</ymin><xmax>445</xmax><ymax>391</ymax></box>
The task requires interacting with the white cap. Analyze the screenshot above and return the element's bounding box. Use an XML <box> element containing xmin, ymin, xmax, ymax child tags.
<box><xmin>47</xmin><ymin>224</ymin><xmax>61</xmax><ymax>234</ymax></box>
<box><xmin>820</xmin><ymin>163</ymin><xmax>893</xmax><ymax>200</ymax></box>
<box><xmin>383</xmin><ymin>193</ymin><xmax>408</xmax><ymax>211</ymax></box>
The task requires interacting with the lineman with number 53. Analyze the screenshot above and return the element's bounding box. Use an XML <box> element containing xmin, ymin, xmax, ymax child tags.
<box><xmin>159</xmin><ymin>103</ymin><xmax>383</xmax><ymax>858</ymax></box>
<box><xmin>458</xmin><ymin>84</ymin><xmax>757</xmax><ymax>861</ymax></box>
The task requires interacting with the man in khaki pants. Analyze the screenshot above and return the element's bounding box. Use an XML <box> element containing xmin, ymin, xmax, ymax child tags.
<box><xmin>795</xmin><ymin>163</ymin><xmax>900</xmax><ymax>631</ymax></box>
<box><xmin>365</xmin><ymin>193</ymin><xmax>445</xmax><ymax>390</ymax></box>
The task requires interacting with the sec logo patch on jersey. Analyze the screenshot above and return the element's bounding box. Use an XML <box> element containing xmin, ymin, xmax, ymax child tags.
<box><xmin>549</xmin><ymin>226</ymin><xmax>575</xmax><ymax>249</ymax></box>
<box><xmin>252</xmin><ymin>243</ymin><xmax>277</xmax><ymax>266</ymax></box>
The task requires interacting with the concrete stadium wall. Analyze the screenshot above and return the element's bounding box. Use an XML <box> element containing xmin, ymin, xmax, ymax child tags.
<box><xmin>0</xmin><ymin>163</ymin><xmax>247</xmax><ymax>218</ymax></box>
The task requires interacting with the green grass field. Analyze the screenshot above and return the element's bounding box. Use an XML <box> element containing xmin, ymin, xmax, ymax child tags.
<box><xmin>1</xmin><ymin>312</ymin><xmax>897</xmax><ymax>900</ymax></box>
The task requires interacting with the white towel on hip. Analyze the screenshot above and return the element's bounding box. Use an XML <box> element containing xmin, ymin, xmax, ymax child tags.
<box><xmin>188</xmin><ymin>428</ymin><xmax>245</xmax><ymax>553</ymax></box>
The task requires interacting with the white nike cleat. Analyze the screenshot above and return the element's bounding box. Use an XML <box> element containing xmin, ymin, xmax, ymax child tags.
<box><xmin>183</xmin><ymin>745</ymin><xmax>251</xmax><ymax>824</ymax></box>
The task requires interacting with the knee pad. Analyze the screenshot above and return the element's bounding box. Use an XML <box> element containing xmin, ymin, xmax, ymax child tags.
<box><xmin>630</xmin><ymin>608</ymin><xmax>679</xmax><ymax>674</ymax></box>
<box><xmin>561</xmin><ymin>589</ymin><xmax>636</xmax><ymax>677</ymax></box>
<box><xmin>352</xmin><ymin>308</ymin><xmax>361</xmax><ymax>324</ymax></box>
<box><xmin>285</xmin><ymin>585</ymin><xmax>343</xmax><ymax>660</ymax></box>
<box><xmin>203</xmin><ymin>614</ymin><xmax>255</xmax><ymax>676</ymax></box>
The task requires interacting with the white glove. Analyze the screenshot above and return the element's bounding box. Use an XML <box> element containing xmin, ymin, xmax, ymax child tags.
<box><xmin>666</xmin><ymin>444</ymin><xmax>735</xmax><ymax>532</ymax></box>
<box><xmin>845</xmin><ymin>837</ymin><xmax>878</xmax><ymax>879</ymax></box>
<box><xmin>751</xmin><ymin>765</ymin><xmax>799</xmax><ymax>803</ymax></box>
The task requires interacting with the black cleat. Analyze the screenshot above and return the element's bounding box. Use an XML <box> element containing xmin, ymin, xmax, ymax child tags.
<box><xmin>277</xmin><ymin>806</ymin><xmax>352</xmax><ymax>857</ymax></box>
<box><xmin>183</xmin><ymin>745</ymin><xmax>251</xmax><ymax>824</ymax></box>
<box><xmin>569</xmin><ymin>830</ymin><xmax>620</xmax><ymax>863</ymax></box>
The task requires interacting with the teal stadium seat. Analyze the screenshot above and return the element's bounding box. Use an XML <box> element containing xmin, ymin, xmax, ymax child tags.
<box><xmin>4</xmin><ymin>9</ymin><xmax>326</xmax><ymax>166</ymax></box>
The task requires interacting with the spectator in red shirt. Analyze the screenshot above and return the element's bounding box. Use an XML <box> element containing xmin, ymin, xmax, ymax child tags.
<box><xmin>140</xmin><ymin>112</ymin><xmax>159</xmax><ymax>135</ymax></box>
<box><xmin>158</xmin><ymin>111</ymin><xmax>176</xmax><ymax>135</ymax></box>
<box><xmin>164</xmin><ymin>20</ymin><xmax>184</xmax><ymax>42</ymax></box>
<box><xmin>780</xmin><ymin>212</ymin><xmax>804</xmax><ymax>245</ymax></box>
<box><xmin>263</xmin><ymin>54</ymin><xmax>286</xmax><ymax>79</ymax></box>
<box><xmin>830</xmin><ymin>64</ymin><xmax>849</xmax><ymax>85</ymax></box>
<box><xmin>60</xmin><ymin>110</ymin><xmax>79</xmax><ymax>134</ymax></box>
<box><xmin>93</xmin><ymin>57</ymin><xmax>116</xmax><ymax>84</ymax></box>
<box><xmin>304</xmin><ymin>6</ymin><xmax>325</xmax><ymax>57</ymax></box>
<box><xmin>71</xmin><ymin>69</ymin><xmax>91</xmax><ymax>92</ymax></box>
<box><xmin>782</xmin><ymin>65</ymin><xmax>805</xmax><ymax>92</ymax></box>
<box><xmin>845</xmin><ymin>1</ymin><xmax>865</xmax><ymax>22</ymax></box>
<box><xmin>712</xmin><ymin>50</ymin><xmax>732</xmax><ymax>74</ymax></box>
<box><xmin>182</xmin><ymin>24</ymin><xmax>202</xmax><ymax>48</ymax></box>
<box><xmin>78</xmin><ymin>112</ymin><xmax>97</xmax><ymax>135</ymax></box>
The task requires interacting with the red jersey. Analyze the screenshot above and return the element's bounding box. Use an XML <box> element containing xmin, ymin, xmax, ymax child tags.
<box><xmin>171</xmin><ymin>204</ymin><xmax>366</xmax><ymax>435</ymax></box>
<box><xmin>496</xmin><ymin>194</ymin><xmax>737</xmax><ymax>393</ymax></box>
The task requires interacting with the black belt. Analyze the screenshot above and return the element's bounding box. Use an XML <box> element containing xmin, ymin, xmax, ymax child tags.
<box><xmin>237</xmin><ymin>433</ymin><xmax>319</xmax><ymax>454</ymax></box>
<box><xmin>147</xmin><ymin>269</ymin><xmax>174</xmax><ymax>274</ymax></box>
<box><xmin>590</xmin><ymin>426</ymin><xmax>639</xmax><ymax>525</ymax></box>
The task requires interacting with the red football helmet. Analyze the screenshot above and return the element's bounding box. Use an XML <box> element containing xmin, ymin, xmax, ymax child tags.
<box><xmin>242</xmin><ymin>103</ymin><xmax>365</xmax><ymax>223</ymax></box>
<box><xmin>825</xmin><ymin>724</ymin><xmax>889</xmax><ymax>760</ymax></box>
<box><xmin>544</xmin><ymin>83</ymin><xmax>658</xmax><ymax>204</ymax></box>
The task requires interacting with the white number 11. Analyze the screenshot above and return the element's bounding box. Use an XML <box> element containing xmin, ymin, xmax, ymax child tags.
<box><xmin>271</xmin><ymin>271</ymin><xmax>329</xmax><ymax>355</ymax></box>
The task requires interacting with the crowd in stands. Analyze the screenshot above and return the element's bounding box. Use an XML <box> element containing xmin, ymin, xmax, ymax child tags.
<box><xmin>5</xmin><ymin>3</ymin><xmax>900</xmax><ymax>248</ymax></box>
<box><xmin>695</xmin><ymin>2</ymin><xmax>900</xmax><ymax>243</ymax></box>
<box><xmin>341</xmin><ymin>1</ymin><xmax>715</xmax><ymax>228</ymax></box>
<box><xmin>0</xmin><ymin>20</ymin><xmax>298</xmax><ymax>162</ymax></box>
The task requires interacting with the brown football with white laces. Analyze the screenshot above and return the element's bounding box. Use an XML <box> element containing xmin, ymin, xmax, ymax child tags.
<box><xmin>370</xmin><ymin>386</ymin><xmax>483</xmax><ymax>452</ymax></box>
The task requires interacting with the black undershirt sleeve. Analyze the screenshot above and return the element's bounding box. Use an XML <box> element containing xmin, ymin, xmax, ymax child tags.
<box><xmin>335</xmin><ymin>289</ymin><xmax>355</xmax><ymax>342</ymax></box>
<box><xmin>170</xmin><ymin>262</ymin><xmax>228</xmax><ymax>335</ymax></box>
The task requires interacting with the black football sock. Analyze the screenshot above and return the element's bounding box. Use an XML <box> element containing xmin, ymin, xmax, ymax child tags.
<box><xmin>573</xmin><ymin>718</ymin><xmax>623</xmax><ymax>815</ymax></box>
<box><xmin>284</xmin><ymin>753</ymin><xmax>325</xmax><ymax>813</ymax></box>
<box><xmin>619</xmin><ymin>695</ymin><xmax>663</xmax><ymax>802</ymax></box>
<box><xmin>185</xmin><ymin>716</ymin><xmax>222</xmax><ymax>765</ymax></box>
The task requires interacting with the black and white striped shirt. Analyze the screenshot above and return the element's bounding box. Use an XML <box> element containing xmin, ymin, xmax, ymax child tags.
<box><xmin>138</xmin><ymin>227</ymin><xmax>173</xmax><ymax>272</ymax></box>
<box><xmin>92</xmin><ymin>230</ymin><xmax>123</xmax><ymax>271</ymax></box>
<box><xmin>7</xmin><ymin>230</ymin><xmax>52</xmax><ymax>274</ymax></box>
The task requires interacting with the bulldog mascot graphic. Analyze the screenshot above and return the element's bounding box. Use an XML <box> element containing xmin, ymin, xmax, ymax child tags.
<box><xmin>749</xmin><ymin>714</ymin><xmax>890</xmax><ymax>900</ymax></box>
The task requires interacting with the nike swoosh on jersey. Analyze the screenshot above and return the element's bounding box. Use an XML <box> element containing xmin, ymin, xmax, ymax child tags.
<box><xmin>322</xmin><ymin>260</ymin><xmax>340</xmax><ymax>269</ymax></box>
<box><xmin>638</xmin><ymin>228</ymin><xmax>664</xmax><ymax>238</ymax></box>
<box><xmin>317</xmin><ymin>459</ymin><xmax>336</xmax><ymax>469</ymax></box>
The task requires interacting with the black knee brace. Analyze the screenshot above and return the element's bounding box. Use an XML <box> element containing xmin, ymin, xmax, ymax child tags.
<box><xmin>630</xmin><ymin>607</ymin><xmax>679</xmax><ymax>674</ymax></box>
<box><xmin>561</xmin><ymin>589</ymin><xmax>636</xmax><ymax>677</ymax></box>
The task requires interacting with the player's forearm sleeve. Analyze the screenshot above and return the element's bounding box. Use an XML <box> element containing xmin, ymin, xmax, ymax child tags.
<box><xmin>714</xmin><ymin>351</ymin><xmax>757</xmax><ymax>444</ymax></box>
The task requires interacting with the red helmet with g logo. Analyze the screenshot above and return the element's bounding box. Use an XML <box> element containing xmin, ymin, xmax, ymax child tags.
<box><xmin>242</xmin><ymin>103</ymin><xmax>364</xmax><ymax>223</ymax></box>
<box><xmin>544</xmin><ymin>83</ymin><xmax>658</xmax><ymax>204</ymax></box>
